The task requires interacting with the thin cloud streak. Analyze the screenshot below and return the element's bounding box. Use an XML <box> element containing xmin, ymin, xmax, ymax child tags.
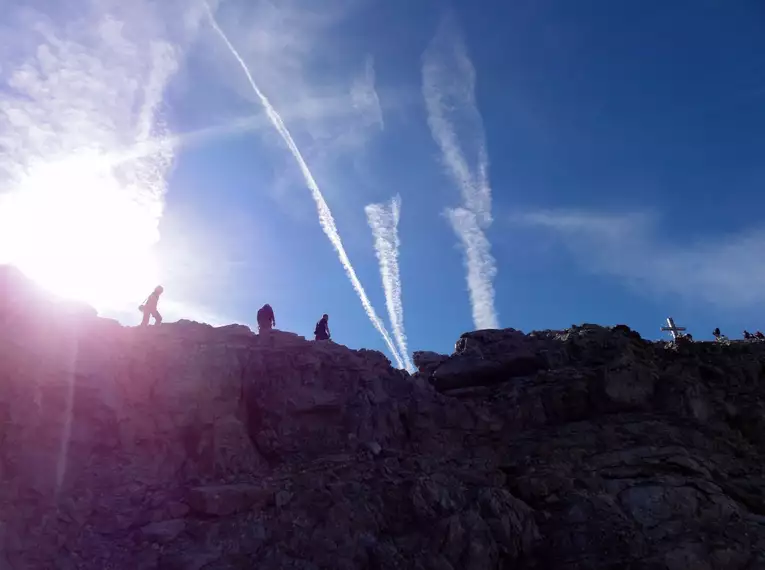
<box><xmin>205</xmin><ymin>3</ymin><xmax>405</xmax><ymax>368</ymax></box>
<box><xmin>422</xmin><ymin>13</ymin><xmax>499</xmax><ymax>330</ymax></box>
<box><xmin>513</xmin><ymin>208</ymin><xmax>765</xmax><ymax>308</ymax></box>
<box><xmin>366</xmin><ymin>195</ymin><xmax>414</xmax><ymax>372</ymax></box>
<box><xmin>422</xmin><ymin>15</ymin><xmax>491</xmax><ymax>225</ymax></box>
<box><xmin>448</xmin><ymin>208</ymin><xmax>499</xmax><ymax>329</ymax></box>
<box><xmin>352</xmin><ymin>55</ymin><xmax>385</xmax><ymax>132</ymax></box>
<box><xmin>105</xmin><ymin>92</ymin><xmax>383</xmax><ymax>168</ymax></box>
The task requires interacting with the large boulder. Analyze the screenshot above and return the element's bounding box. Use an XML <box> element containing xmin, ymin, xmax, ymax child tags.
<box><xmin>412</xmin><ymin>350</ymin><xmax>449</xmax><ymax>378</ymax></box>
<box><xmin>432</xmin><ymin>328</ymin><xmax>550</xmax><ymax>391</ymax></box>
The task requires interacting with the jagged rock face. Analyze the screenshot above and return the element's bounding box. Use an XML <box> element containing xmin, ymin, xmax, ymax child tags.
<box><xmin>1</xmin><ymin>269</ymin><xmax>765</xmax><ymax>569</ymax></box>
<box><xmin>412</xmin><ymin>350</ymin><xmax>449</xmax><ymax>378</ymax></box>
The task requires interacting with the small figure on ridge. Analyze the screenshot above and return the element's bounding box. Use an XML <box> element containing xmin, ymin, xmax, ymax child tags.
<box><xmin>314</xmin><ymin>313</ymin><xmax>330</xmax><ymax>341</ymax></box>
<box><xmin>744</xmin><ymin>330</ymin><xmax>753</xmax><ymax>340</ymax></box>
<box><xmin>257</xmin><ymin>304</ymin><xmax>275</xmax><ymax>334</ymax></box>
<box><xmin>713</xmin><ymin>327</ymin><xmax>721</xmax><ymax>339</ymax></box>
<box><xmin>139</xmin><ymin>286</ymin><xmax>164</xmax><ymax>327</ymax></box>
<box><xmin>756</xmin><ymin>331</ymin><xmax>765</xmax><ymax>341</ymax></box>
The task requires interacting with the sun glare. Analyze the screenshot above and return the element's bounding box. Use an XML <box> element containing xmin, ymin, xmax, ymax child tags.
<box><xmin>0</xmin><ymin>153</ymin><xmax>163</xmax><ymax>312</ymax></box>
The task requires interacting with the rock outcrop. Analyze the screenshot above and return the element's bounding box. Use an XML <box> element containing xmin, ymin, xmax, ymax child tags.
<box><xmin>1</xmin><ymin>268</ymin><xmax>765</xmax><ymax>569</ymax></box>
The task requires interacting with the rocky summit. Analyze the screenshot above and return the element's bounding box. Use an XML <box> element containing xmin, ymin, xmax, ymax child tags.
<box><xmin>1</xmin><ymin>267</ymin><xmax>765</xmax><ymax>569</ymax></box>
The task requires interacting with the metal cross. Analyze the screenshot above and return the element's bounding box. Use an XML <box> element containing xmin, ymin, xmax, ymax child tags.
<box><xmin>660</xmin><ymin>317</ymin><xmax>686</xmax><ymax>340</ymax></box>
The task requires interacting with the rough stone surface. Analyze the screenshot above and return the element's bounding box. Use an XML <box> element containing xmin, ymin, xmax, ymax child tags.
<box><xmin>412</xmin><ymin>350</ymin><xmax>449</xmax><ymax>378</ymax></box>
<box><xmin>141</xmin><ymin>519</ymin><xmax>187</xmax><ymax>543</ymax></box>
<box><xmin>2</xmin><ymin>267</ymin><xmax>765</xmax><ymax>569</ymax></box>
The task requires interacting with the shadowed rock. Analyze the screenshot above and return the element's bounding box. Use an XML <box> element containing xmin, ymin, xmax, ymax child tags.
<box><xmin>431</xmin><ymin>328</ymin><xmax>551</xmax><ymax>391</ymax></box>
<box><xmin>412</xmin><ymin>350</ymin><xmax>448</xmax><ymax>378</ymax></box>
<box><xmin>1</xmin><ymin>266</ymin><xmax>765</xmax><ymax>569</ymax></box>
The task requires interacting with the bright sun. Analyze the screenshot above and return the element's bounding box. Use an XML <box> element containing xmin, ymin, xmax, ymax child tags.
<box><xmin>0</xmin><ymin>153</ymin><xmax>163</xmax><ymax>312</ymax></box>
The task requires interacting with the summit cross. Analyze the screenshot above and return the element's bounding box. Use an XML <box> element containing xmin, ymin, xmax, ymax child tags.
<box><xmin>660</xmin><ymin>317</ymin><xmax>686</xmax><ymax>340</ymax></box>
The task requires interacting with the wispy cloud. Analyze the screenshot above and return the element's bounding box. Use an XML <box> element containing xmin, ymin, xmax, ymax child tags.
<box><xmin>205</xmin><ymin>2</ymin><xmax>405</xmax><ymax>368</ymax></box>
<box><xmin>352</xmin><ymin>55</ymin><xmax>385</xmax><ymax>132</ymax></box>
<box><xmin>296</xmin><ymin>53</ymin><xmax>386</xmax><ymax>165</ymax></box>
<box><xmin>366</xmin><ymin>195</ymin><xmax>414</xmax><ymax>372</ymax></box>
<box><xmin>200</xmin><ymin>1</ymin><xmax>387</xmax><ymax>156</ymax></box>
<box><xmin>0</xmin><ymin>1</ymin><xmax>200</xmax><ymax>191</ymax></box>
<box><xmin>422</xmin><ymin>12</ymin><xmax>499</xmax><ymax>330</ymax></box>
<box><xmin>513</xmin><ymin>208</ymin><xmax>765</xmax><ymax>308</ymax></box>
<box><xmin>163</xmin><ymin>93</ymin><xmax>379</xmax><ymax>158</ymax></box>
<box><xmin>309</xmin><ymin>54</ymin><xmax>386</xmax><ymax>160</ymax></box>
<box><xmin>0</xmin><ymin>0</ymin><xmax>204</xmax><ymax>310</ymax></box>
<box><xmin>422</xmin><ymin>14</ymin><xmax>491</xmax><ymax>224</ymax></box>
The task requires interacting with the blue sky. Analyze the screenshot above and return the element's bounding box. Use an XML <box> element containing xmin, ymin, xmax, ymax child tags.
<box><xmin>1</xmin><ymin>0</ymin><xmax>764</xmax><ymax>367</ymax></box>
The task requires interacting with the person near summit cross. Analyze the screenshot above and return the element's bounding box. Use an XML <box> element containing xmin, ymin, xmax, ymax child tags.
<box><xmin>257</xmin><ymin>304</ymin><xmax>275</xmax><ymax>333</ymax></box>
<box><xmin>139</xmin><ymin>286</ymin><xmax>164</xmax><ymax>326</ymax></box>
<box><xmin>314</xmin><ymin>314</ymin><xmax>330</xmax><ymax>341</ymax></box>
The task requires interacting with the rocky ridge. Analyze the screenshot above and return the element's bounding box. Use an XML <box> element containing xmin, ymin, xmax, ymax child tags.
<box><xmin>1</xmin><ymin>266</ymin><xmax>765</xmax><ymax>569</ymax></box>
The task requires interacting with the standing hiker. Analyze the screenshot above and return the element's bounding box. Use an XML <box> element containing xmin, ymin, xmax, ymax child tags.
<box><xmin>257</xmin><ymin>304</ymin><xmax>275</xmax><ymax>333</ymax></box>
<box><xmin>314</xmin><ymin>313</ymin><xmax>330</xmax><ymax>341</ymax></box>
<box><xmin>139</xmin><ymin>286</ymin><xmax>164</xmax><ymax>326</ymax></box>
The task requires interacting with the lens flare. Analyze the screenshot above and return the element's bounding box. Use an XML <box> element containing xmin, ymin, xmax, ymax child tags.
<box><xmin>0</xmin><ymin>152</ymin><xmax>163</xmax><ymax>311</ymax></box>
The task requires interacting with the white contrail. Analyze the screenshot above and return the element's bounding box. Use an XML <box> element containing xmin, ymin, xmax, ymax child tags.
<box><xmin>365</xmin><ymin>195</ymin><xmax>414</xmax><ymax>372</ymax></box>
<box><xmin>422</xmin><ymin>13</ymin><xmax>499</xmax><ymax>330</ymax></box>
<box><xmin>422</xmin><ymin>16</ymin><xmax>492</xmax><ymax>227</ymax></box>
<box><xmin>448</xmin><ymin>208</ymin><xmax>499</xmax><ymax>329</ymax></box>
<box><xmin>205</xmin><ymin>3</ymin><xmax>404</xmax><ymax>368</ymax></box>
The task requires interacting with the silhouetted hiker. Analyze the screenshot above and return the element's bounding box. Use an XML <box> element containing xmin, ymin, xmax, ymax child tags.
<box><xmin>744</xmin><ymin>330</ymin><xmax>753</xmax><ymax>340</ymax></box>
<box><xmin>257</xmin><ymin>304</ymin><xmax>275</xmax><ymax>333</ymax></box>
<box><xmin>314</xmin><ymin>314</ymin><xmax>330</xmax><ymax>341</ymax></box>
<box><xmin>139</xmin><ymin>286</ymin><xmax>163</xmax><ymax>326</ymax></box>
<box><xmin>756</xmin><ymin>331</ymin><xmax>765</xmax><ymax>340</ymax></box>
<box><xmin>713</xmin><ymin>327</ymin><xmax>721</xmax><ymax>339</ymax></box>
